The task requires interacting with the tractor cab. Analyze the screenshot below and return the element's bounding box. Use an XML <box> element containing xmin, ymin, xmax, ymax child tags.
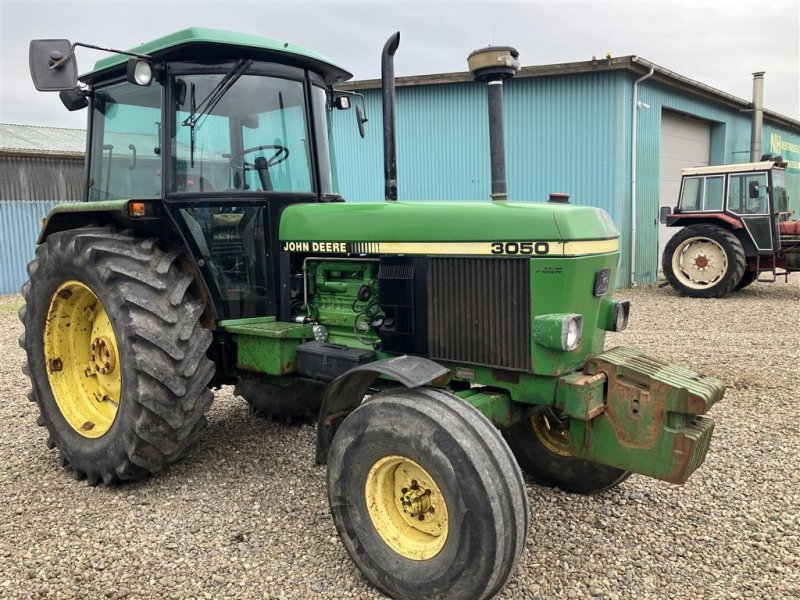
<box><xmin>662</xmin><ymin>157</ymin><xmax>799</xmax><ymax>297</ymax></box>
<box><xmin>29</xmin><ymin>28</ymin><xmax>359</xmax><ymax>320</ymax></box>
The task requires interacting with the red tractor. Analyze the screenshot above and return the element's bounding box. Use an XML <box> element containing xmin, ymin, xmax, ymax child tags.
<box><xmin>662</xmin><ymin>156</ymin><xmax>799</xmax><ymax>297</ymax></box>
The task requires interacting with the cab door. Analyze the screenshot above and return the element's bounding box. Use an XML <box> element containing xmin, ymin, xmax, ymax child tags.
<box><xmin>726</xmin><ymin>172</ymin><xmax>774</xmax><ymax>253</ymax></box>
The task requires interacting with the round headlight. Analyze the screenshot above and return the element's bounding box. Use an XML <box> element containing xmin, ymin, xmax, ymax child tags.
<box><xmin>565</xmin><ymin>317</ymin><xmax>582</xmax><ymax>350</ymax></box>
<box><xmin>133</xmin><ymin>61</ymin><xmax>152</xmax><ymax>86</ymax></box>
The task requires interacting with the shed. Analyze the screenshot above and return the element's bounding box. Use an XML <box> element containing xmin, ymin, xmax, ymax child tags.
<box><xmin>330</xmin><ymin>55</ymin><xmax>800</xmax><ymax>286</ymax></box>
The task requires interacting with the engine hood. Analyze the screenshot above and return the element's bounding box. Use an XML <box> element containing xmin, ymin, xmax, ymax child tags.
<box><xmin>279</xmin><ymin>201</ymin><xmax>619</xmax><ymax>245</ymax></box>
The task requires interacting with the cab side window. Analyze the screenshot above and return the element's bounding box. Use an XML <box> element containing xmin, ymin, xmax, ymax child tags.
<box><xmin>728</xmin><ymin>173</ymin><xmax>768</xmax><ymax>214</ymax></box>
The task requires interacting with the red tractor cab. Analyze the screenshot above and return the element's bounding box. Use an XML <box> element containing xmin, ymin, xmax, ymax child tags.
<box><xmin>662</xmin><ymin>156</ymin><xmax>799</xmax><ymax>297</ymax></box>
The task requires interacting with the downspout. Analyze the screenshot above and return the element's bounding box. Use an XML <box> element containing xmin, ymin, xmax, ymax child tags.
<box><xmin>630</xmin><ymin>57</ymin><xmax>654</xmax><ymax>287</ymax></box>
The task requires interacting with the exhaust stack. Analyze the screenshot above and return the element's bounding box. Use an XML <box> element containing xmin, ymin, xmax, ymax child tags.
<box><xmin>382</xmin><ymin>32</ymin><xmax>400</xmax><ymax>201</ymax></box>
<box><xmin>750</xmin><ymin>72</ymin><xmax>764</xmax><ymax>162</ymax></box>
<box><xmin>468</xmin><ymin>46</ymin><xmax>520</xmax><ymax>200</ymax></box>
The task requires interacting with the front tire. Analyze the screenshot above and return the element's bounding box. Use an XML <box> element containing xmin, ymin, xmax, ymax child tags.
<box><xmin>327</xmin><ymin>388</ymin><xmax>528</xmax><ymax>600</ymax></box>
<box><xmin>662</xmin><ymin>224</ymin><xmax>746</xmax><ymax>298</ymax></box>
<box><xmin>504</xmin><ymin>411</ymin><xmax>630</xmax><ymax>494</ymax></box>
<box><xmin>19</xmin><ymin>227</ymin><xmax>215</xmax><ymax>485</ymax></box>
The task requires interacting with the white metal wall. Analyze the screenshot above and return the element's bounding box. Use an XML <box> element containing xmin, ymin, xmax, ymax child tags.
<box><xmin>658</xmin><ymin>110</ymin><xmax>711</xmax><ymax>270</ymax></box>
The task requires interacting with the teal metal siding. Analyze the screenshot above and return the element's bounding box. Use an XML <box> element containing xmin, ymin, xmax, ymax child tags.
<box><xmin>331</xmin><ymin>73</ymin><xmax>630</xmax><ymax>281</ymax></box>
<box><xmin>0</xmin><ymin>201</ymin><xmax>61</xmax><ymax>295</ymax></box>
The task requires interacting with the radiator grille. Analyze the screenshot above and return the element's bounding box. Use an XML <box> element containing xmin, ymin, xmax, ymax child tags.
<box><xmin>427</xmin><ymin>258</ymin><xmax>531</xmax><ymax>372</ymax></box>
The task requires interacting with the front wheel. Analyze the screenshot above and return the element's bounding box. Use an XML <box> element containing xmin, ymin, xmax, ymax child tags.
<box><xmin>19</xmin><ymin>227</ymin><xmax>215</xmax><ymax>485</ymax></box>
<box><xmin>662</xmin><ymin>224</ymin><xmax>746</xmax><ymax>298</ymax></box>
<box><xmin>503</xmin><ymin>411</ymin><xmax>630</xmax><ymax>494</ymax></box>
<box><xmin>327</xmin><ymin>388</ymin><xmax>528</xmax><ymax>600</ymax></box>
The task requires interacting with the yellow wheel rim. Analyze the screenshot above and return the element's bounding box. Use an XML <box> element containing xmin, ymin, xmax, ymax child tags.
<box><xmin>365</xmin><ymin>455</ymin><xmax>449</xmax><ymax>560</ymax></box>
<box><xmin>43</xmin><ymin>281</ymin><xmax>121</xmax><ymax>438</ymax></box>
<box><xmin>530</xmin><ymin>412</ymin><xmax>572</xmax><ymax>457</ymax></box>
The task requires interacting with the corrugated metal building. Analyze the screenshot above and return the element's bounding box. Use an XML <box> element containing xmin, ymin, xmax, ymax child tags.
<box><xmin>330</xmin><ymin>56</ymin><xmax>800</xmax><ymax>286</ymax></box>
<box><xmin>0</xmin><ymin>124</ymin><xmax>85</xmax><ymax>201</ymax></box>
<box><xmin>0</xmin><ymin>124</ymin><xmax>85</xmax><ymax>294</ymax></box>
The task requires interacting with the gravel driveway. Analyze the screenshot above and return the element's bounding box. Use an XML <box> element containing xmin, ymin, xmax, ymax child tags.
<box><xmin>1</xmin><ymin>281</ymin><xmax>798</xmax><ymax>599</ymax></box>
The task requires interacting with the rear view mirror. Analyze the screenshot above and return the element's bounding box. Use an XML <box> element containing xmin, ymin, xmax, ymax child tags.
<box><xmin>29</xmin><ymin>39</ymin><xmax>78</xmax><ymax>91</ymax></box>
<box><xmin>355</xmin><ymin>104</ymin><xmax>366</xmax><ymax>139</ymax></box>
<box><xmin>659</xmin><ymin>206</ymin><xmax>672</xmax><ymax>224</ymax></box>
<box><xmin>748</xmin><ymin>180</ymin><xmax>760</xmax><ymax>199</ymax></box>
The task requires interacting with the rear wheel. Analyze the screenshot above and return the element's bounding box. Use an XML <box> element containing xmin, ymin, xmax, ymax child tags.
<box><xmin>504</xmin><ymin>410</ymin><xmax>630</xmax><ymax>494</ymax></box>
<box><xmin>735</xmin><ymin>270</ymin><xmax>758</xmax><ymax>290</ymax></box>
<box><xmin>662</xmin><ymin>224</ymin><xmax>746</xmax><ymax>298</ymax></box>
<box><xmin>234</xmin><ymin>378</ymin><xmax>322</xmax><ymax>422</ymax></box>
<box><xmin>327</xmin><ymin>388</ymin><xmax>528</xmax><ymax>600</ymax></box>
<box><xmin>19</xmin><ymin>227</ymin><xmax>214</xmax><ymax>484</ymax></box>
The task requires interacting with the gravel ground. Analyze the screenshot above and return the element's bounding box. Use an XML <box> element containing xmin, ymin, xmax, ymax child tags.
<box><xmin>0</xmin><ymin>280</ymin><xmax>798</xmax><ymax>600</ymax></box>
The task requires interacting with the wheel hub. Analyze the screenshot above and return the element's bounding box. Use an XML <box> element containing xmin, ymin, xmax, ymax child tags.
<box><xmin>671</xmin><ymin>237</ymin><xmax>728</xmax><ymax>289</ymax></box>
<box><xmin>365</xmin><ymin>455</ymin><xmax>448</xmax><ymax>560</ymax></box>
<box><xmin>399</xmin><ymin>481</ymin><xmax>433</xmax><ymax>519</ymax></box>
<box><xmin>91</xmin><ymin>336</ymin><xmax>116</xmax><ymax>375</ymax></box>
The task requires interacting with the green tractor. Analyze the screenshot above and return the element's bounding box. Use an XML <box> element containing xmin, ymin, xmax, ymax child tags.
<box><xmin>23</xmin><ymin>29</ymin><xmax>724</xmax><ymax>599</ymax></box>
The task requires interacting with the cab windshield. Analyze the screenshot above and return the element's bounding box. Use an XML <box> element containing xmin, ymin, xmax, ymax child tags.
<box><xmin>171</xmin><ymin>70</ymin><xmax>318</xmax><ymax>194</ymax></box>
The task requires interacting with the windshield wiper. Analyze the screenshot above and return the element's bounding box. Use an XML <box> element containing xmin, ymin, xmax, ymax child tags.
<box><xmin>182</xmin><ymin>59</ymin><xmax>251</xmax><ymax>167</ymax></box>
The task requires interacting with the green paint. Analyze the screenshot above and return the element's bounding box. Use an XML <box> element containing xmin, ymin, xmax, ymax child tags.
<box><xmin>38</xmin><ymin>200</ymin><xmax>132</xmax><ymax>243</ymax></box>
<box><xmin>454</xmin><ymin>388</ymin><xmax>535</xmax><ymax>428</ymax></box>
<box><xmin>223</xmin><ymin>318</ymin><xmax>312</xmax><ymax>375</ymax></box>
<box><xmin>222</xmin><ymin>318</ymin><xmax>311</xmax><ymax>339</ymax></box>
<box><xmin>235</xmin><ymin>335</ymin><xmax>305</xmax><ymax>375</ymax></box>
<box><xmin>279</xmin><ymin>201</ymin><xmax>619</xmax><ymax>242</ymax></box>
<box><xmin>84</xmin><ymin>27</ymin><xmax>351</xmax><ymax>84</ymax></box>
<box><xmin>529</xmin><ymin>254</ymin><xmax>619</xmax><ymax>376</ymax></box>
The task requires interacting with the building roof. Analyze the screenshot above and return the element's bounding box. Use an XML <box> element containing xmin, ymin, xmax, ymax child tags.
<box><xmin>0</xmin><ymin>123</ymin><xmax>85</xmax><ymax>157</ymax></box>
<box><xmin>84</xmin><ymin>27</ymin><xmax>352</xmax><ymax>84</ymax></box>
<box><xmin>341</xmin><ymin>55</ymin><xmax>800</xmax><ymax>133</ymax></box>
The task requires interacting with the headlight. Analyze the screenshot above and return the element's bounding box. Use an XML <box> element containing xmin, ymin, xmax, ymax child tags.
<box><xmin>563</xmin><ymin>316</ymin><xmax>583</xmax><ymax>350</ymax></box>
<box><xmin>533</xmin><ymin>314</ymin><xmax>583</xmax><ymax>351</ymax></box>
<box><xmin>611</xmin><ymin>300</ymin><xmax>630</xmax><ymax>332</ymax></box>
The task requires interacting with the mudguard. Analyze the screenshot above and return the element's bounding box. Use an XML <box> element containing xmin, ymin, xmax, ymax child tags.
<box><xmin>315</xmin><ymin>355</ymin><xmax>449</xmax><ymax>464</ymax></box>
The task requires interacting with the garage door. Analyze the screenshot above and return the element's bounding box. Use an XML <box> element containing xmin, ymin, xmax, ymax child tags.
<box><xmin>658</xmin><ymin>111</ymin><xmax>711</xmax><ymax>274</ymax></box>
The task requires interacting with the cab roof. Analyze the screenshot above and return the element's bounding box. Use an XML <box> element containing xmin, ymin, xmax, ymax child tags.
<box><xmin>81</xmin><ymin>27</ymin><xmax>352</xmax><ymax>84</ymax></box>
<box><xmin>681</xmin><ymin>160</ymin><xmax>786</xmax><ymax>176</ymax></box>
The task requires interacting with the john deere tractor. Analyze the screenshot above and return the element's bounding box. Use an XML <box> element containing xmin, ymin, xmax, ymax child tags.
<box><xmin>663</xmin><ymin>158</ymin><xmax>799</xmax><ymax>297</ymax></box>
<box><xmin>23</xmin><ymin>29</ymin><xmax>724</xmax><ymax>599</ymax></box>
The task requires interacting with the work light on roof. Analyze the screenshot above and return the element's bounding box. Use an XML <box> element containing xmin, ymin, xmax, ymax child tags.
<box><xmin>126</xmin><ymin>58</ymin><xmax>153</xmax><ymax>86</ymax></box>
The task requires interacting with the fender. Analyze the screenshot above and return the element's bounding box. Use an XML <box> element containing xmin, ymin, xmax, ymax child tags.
<box><xmin>315</xmin><ymin>355</ymin><xmax>449</xmax><ymax>464</ymax></box>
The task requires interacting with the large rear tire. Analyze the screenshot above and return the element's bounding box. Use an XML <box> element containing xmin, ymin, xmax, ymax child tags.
<box><xmin>19</xmin><ymin>227</ymin><xmax>215</xmax><ymax>485</ymax></box>
<box><xmin>327</xmin><ymin>388</ymin><xmax>528</xmax><ymax>600</ymax></box>
<box><xmin>735</xmin><ymin>270</ymin><xmax>758</xmax><ymax>290</ymax></box>
<box><xmin>662</xmin><ymin>224</ymin><xmax>746</xmax><ymax>298</ymax></box>
<box><xmin>504</xmin><ymin>411</ymin><xmax>630</xmax><ymax>494</ymax></box>
<box><xmin>234</xmin><ymin>378</ymin><xmax>322</xmax><ymax>422</ymax></box>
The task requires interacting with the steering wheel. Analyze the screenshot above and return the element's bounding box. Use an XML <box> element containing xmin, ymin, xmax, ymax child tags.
<box><xmin>230</xmin><ymin>144</ymin><xmax>289</xmax><ymax>191</ymax></box>
<box><xmin>230</xmin><ymin>144</ymin><xmax>289</xmax><ymax>170</ymax></box>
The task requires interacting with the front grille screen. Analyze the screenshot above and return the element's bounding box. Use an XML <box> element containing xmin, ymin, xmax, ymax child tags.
<box><xmin>427</xmin><ymin>257</ymin><xmax>531</xmax><ymax>372</ymax></box>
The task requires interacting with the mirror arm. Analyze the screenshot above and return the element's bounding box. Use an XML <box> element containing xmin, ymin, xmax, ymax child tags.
<box><xmin>71</xmin><ymin>41</ymin><xmax>152</xmax><ymax>61</ymax></box>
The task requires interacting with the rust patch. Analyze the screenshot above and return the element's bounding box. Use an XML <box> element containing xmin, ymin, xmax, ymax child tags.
<box><xmin>57</xmin><ymin>289</ymin><xmax>73</xmax><ymax>300</ymax></box>
<box><xmin>80</xmin><ymin>421</ymin><xmax>95</xmax><ymax>431</ymax></box>
<box><xmin>48</xmin><ymin>358</ymin><xmax>63</xmax><ymax>373</ymax></box>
